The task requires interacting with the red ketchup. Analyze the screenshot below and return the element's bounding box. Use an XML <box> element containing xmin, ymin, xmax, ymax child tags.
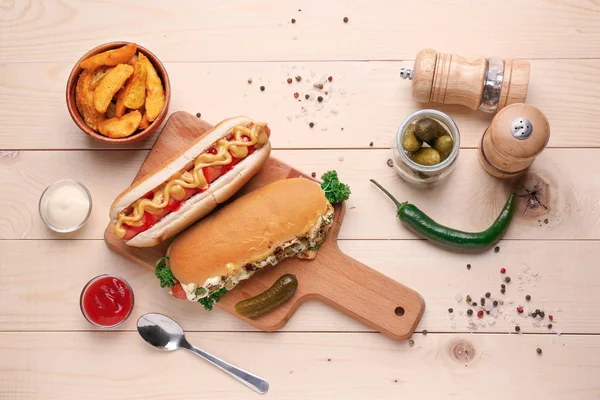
<box><xmin>80</xmin><ymin>275</ymin><xmax>134</xmax><ymax>327</ymax></box>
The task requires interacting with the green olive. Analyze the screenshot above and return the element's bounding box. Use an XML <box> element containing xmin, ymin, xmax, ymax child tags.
<box><xmin>411</xmin><ymin>148</ymin><xmax>441</xmax><ymax>166</ymax></box>
<box><xmin>402</xmin><ymin>126</ymin><xmax>423</xmax><ymax>152</ymax></box>
<box><xmin>433</xmin><ymin>135</ymin><xmax>454</xmax><ymax>160</ymax></box>
<box><xmin>414</xmin><ymin>117</ymin><xmax>446</xmax><ymax>144</ymax></box>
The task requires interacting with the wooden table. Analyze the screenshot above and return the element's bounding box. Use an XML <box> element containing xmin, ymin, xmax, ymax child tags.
<box><xmin>1</xmin><ymin>1</ymin><xmax>599</xmax><ymax>398</ymax></box>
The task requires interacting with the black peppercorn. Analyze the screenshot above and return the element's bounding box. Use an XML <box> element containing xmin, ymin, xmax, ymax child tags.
<box><xmin>309</xmin><ymin>122</ymin><xmax>314</xmax><ymax>128</ymax></box>
<box><xmin>526</xmin><ymin>295</ymin><xmax>531</xmax><ymax>301</ymax></box>
<box><xmin>291</xmin><ymin>18</ymin><xmax>296</xmax><ymax>23</ymax></box>
<box><xmin>467</xmin><ymin>264</ymin><xmax>471</xmax><ymax>269</ymax></box>
<box><xmin>287</xmin><ymin>78</ymin><xmax>293</xmax><ymax>84</ymax></box>
<box><xmin>305</xmin><ymin>94</ymin><xmax>310</xmax><ymax>99</ymax></box>
<box><xmin>247</xmin><ymin>78</ymin><xmax>252</xmax><ymax>84</ymax></box>
<box><xmin>386</xmin><ymin>159</ymin><xmax>393</xmax><ymax>168</ymax></box>
<box><xmin>422</xmin><ymin>330</ymin><xmax>428</xmax><ymax>335</ymax></box>
<box><xmin>369</xmin><ymin>142</ymin><xmax>373</xmax><ymax>147</ymax></box>
<box><xmin>343</xmin><ymin>16</ymin><xmax>349</xmax><ymax>23</ymax></box>
<box><xmin>480</xmin><ymin>298</ymin><xmax>485</xmax><ymax>305</ymax></box>
<box><xmin>501</xmin><ymin>288</ymin><xmax>506</xmax><ymax>294</ymax></box>
<box><xmin>311</xmin><ymin>172</ymin><xmax>316</xmax><ymax>178</ymax></box>
<box><xmin>501</xmin><ymin>284</ymin><xmax>506</xmax><ymax>289</ymax></box>
<box><xmin>260</xmin><ymin>86</ymin><xmax>265</xmax><ymax>91</ymax></box>
<box><xmin>515</xmin><ymin>326</ymin><xmax>521</xmax><ymax>332</ymax></box>
<box><xmin>494</xmin><ymin>246</ymin><xmax>500</xmax><ymax>253</ymax></box>
<box><xmin>448</xmin><ymin>308</ymin><xmax>453</xmax><ymax>313</ymax></box>
<box><xmin>493</xmin><ymin>301</ymin><xmax>498</xmax><ymax>307</ymax></box>
<box><xmin>467</xmin><ymin>309</ymin><xmax>473</xmax><ymax>316</ymax></box>
<box><xmin>548</xmin><ymin>324</ymin><xmax>553</xmax><ymax>329</ymax></box>
<box><xmin>472</xmin><ymin>302</ymin><xmax>477</xmax><ymax>307</ymax></box>
<box><xmin>195</xmin><ymin>112</ymin><xmax>201</xmax><ymax>118</ymax></box>
<box><xmin>539</xmin><ymin>311</ymin><xmax>545</xmax><ymax>318</ymax></box>
<box><xmin>485</xmin><ymin>292</ymin><xmax>491</xmax><ymax>298</ymax></box>
<box><xmin>537</xmin><ymin>348</ymin><xmax>542</xmax><ymax>355</ymax></box>
<box><xmin>505</xmin><ymin>277</ymin><xmax>511</xmax><ymax>283</ymax></box>
<box><xmin>318</xmin><ymin>96</ymin><xmax>323</xmax><ymax>102</ymax></box>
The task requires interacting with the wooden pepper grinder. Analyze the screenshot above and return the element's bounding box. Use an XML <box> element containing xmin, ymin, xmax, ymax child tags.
<box><xmin>478</xmin><ymin>103</ymin><xmax>550</xmax><ymax>178</ymax></box>
<box><xmin>400</xmin><ymin>48</ymin><xmax>530</xmax><ymax>113</ymax></box>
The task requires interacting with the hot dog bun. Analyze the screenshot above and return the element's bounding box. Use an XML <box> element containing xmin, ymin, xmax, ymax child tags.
<box><xmin>109</xmin><ymin>116</ymin><xmax>271</xmax><ymax>247</ymax></box>
<box><xmin>168</xmin><ymin>178</ymin><xmax>332</xmax><ymax>286</ymax></box>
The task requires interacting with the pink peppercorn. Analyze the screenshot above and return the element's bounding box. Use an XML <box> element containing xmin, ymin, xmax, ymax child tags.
<box><xmin>477</xmin><ymin>310</ymin><xmax>484</xmax><ymax>319</ymax></box>
<box><xmin>293</xmin><ymin>92</ymin><xmax>299</xmax><ymax>99</ymax></box>
<box><xmin>517</xmin><ymin>306</ymin><xmax>524</xmax><ymax>314</ymax></box>
<box><xmin>500</xmin><ymin>268</ymin><xmax>506</xmax><ymax>274</ymax></box>
<box><xmin>328</xmin><ymin>76</ymin><xmax>333</xmax><ymax>82</ymax></box>
<box><xmin>549</xmin><ymin>315</ymin><xmax>554</xmax><ymax>321</ymax></box>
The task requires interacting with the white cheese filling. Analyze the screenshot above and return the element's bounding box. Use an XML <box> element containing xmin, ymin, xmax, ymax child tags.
<box><xmin>180</xmin><ymin>205</ymin><xmax>334</xmax><ymax>302</ymax></box>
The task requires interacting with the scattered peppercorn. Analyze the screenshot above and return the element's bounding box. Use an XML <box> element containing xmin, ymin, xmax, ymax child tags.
<box><xmin>369</xmin><ymin>142</ymin><xmax>373</xmax><ymax>147</ymax></box>
<box><xmin>466</xmin><ymin>295</ymin><xmax>472</xmax><ymax>303</ymax></box>
<box><xmin>422</xmin><ymin>330</ymin><xmax>428</xmax><ymax>335</ymax></box>
<box><xmin>294</xmin><ymin>92</ymin><xmax>299</xmax><ymax>99</ymax></box>
<box><xmin>517</xmin><ymin>306</ymin><xmax>524</xmax><ymax>314</ymax></box>
<box><xmin>485</xmin><ymin>292</ymin><xmax>491</xmax><ymax>298</ymax></box>
<box><xmin>328</xmin><ymin>76</ymin><xmax>333</xmax><ymax>82</ymax></box>
<box><xmin>477</xmin><ymin>310</ymin><xmax>484</xmax><ymax>318</ymax></box>
<box><xmin>314</xmin><ymin>83</ymin><xmax>324</xmax><ymax>89</ymax></box>
<box><xmin>260</xmin><ymin>86</ymin><xmax>265</xmax><ymax>91</ymax></box>
<box><xmin>505</xmin><ymin>277</ymin><xmax>511</xmax><ymax>283</ymax></box>
<box><xmin>480</xmin><ymin>298</ymin><xmax>485</xmax><ymax>305</ymax></box>
<box><xmin>532</xmin><ymin>310</ymin><xmax>538</xmax><ymax>318</ymax></box>
<box><xmin>515</xmin><ymin>326</ymin><xmax>521</xmax><ymax>332</ymax></box>
<box><xmin>501</xmin><ymin>284</ymin><xmax>506</xmax><ymax>289</ymax></box>
<box><xmin>325</xmin><ymin>91</ymin><xmax>329</xmax><ymax>95</ymax></box>
<box><xmin>501</xmin><ymin>288</ymin><xmax>506</xmax><ymax>294</ymax></box>
<box><xmin>386</xmin><ymin>159</ymin><xmax>393</xmax><ymax>168</ymax></box>
<box><xmin>317</xmin><ymin>96</ymin><xmax>323</xmax><ymax>102</ymax></box>
<box><xmin>500</xmin><ymin>268</ymin><xmax>506</xmax><ymax>274</ymax></box>
<box><xmin>195</xmin><ymin>112</ymin><xmax>201</xmax><ymax>118</ymax></box>
<box><xmin>486</xmin><ymin>310</ymin><xmax>490</xmax><ymax>315</ymax></box>
<box><xmin>539</xmin><ymin>311</ymin><xmax>545</xmax><ymax>318</ymax></box>
<box><xmin>295</xmin><ymin>75</ymin><xmax>302</xmax><ymax>82</ymax></box>
<box><xmin>472</xmin><ymin>302</ymin><xmax>477</xmax><ymax>307</ymax></box>
<box><xmin>305</xmin><ymin>94</ymin><xmax>310</xmax><ymax>99</ymax></box>
<box><xmin>343</xmin><ymin>16</ymin><xmax>349</xmax><ymax>23</ymax></box>
<box><xmin>467</xmin><ymin>309</ymin><xmax>473</xmax><ymax>316</ymax></box>
<box><xmin>548</xmin><ymin>324</ymin><xmax>553</xmax><ymax>329</ymax></box>
<box><xmin>467</xmin><ymin>263</ymin><xmax>472</xmax><ymax>269</ymax></box>
<box><xmin>448</xmin><ymin>308</ymin><xmax>453</xmax><ymax>313</ymax></box>
<box><xmin>535</xmin><ymin>309</ymin><xmax>541</xmax><ymax>315</ymax></box>
<box><xmin>408</xmin><ymin>339</ymin><xmax>415</xmax><ymax>346</ymax></box>
<box><xmin>311</xmin><ymin>172</ymin><xmax>316</xmax><ymax>178</ymax></box>
<box><xmin>537</xmin><ymin>348</ymin><xmax>542</xmax><ymax>355</ymax></box>
<box><xmin>287</xmin><ymin>78</ymin><xmax>293</xmax><ymax>84</ymax></box>
<box><xmin>549</xmin><ymin>315</ymin><xmax>554</xmax><ymax>321</ymax></box>
<box><xmin>291</xmin><ymin>18</ymin><xmax>296</xmax><ymax>23</ymax></box>
<box><xmin>247</xmin><ymin>78</ymin><xmax>252</xmax><ymax>84</ymax></box>
<box><xmin>544</xmin><ymin>219</ymin><xmax>548</xmax><ymax>224</ymax></box>
<box><xmin>524</xmin><ymin>295</ymin><xmax>531</xmax><ymax>301</ymax></box>
<box><xmin>494</xmin><ymin>246</ymin><xmax>500</xmax><ymax>253</ymax></box>
<box><xmin>493</xmin><ymin>300</ymin><xmax>498</xmax><ymax>307</ymax></box>
<box><xmin>309</xmin><ymin>122</ymin><xmax>314</xmax><ymax>128</ymax></box>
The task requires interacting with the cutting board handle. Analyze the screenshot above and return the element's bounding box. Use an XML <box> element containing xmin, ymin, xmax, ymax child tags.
<box><xmin>305</xmin><ymin>243</ymin><xmax>425</xmax><ymax>340</ymax></box>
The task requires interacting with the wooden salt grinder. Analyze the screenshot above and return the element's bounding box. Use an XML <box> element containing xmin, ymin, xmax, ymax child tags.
<box><xmin>478</xmin><ymin>103</ymin><xmax>550</xmax><ymax>178</ymax></box>
<box><xmin>400</xmin><ymin>48</ymin><xmax>530</xmax><ymax>113</ymax></box>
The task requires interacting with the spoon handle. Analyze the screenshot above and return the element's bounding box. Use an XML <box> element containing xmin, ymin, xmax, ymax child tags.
<box><xmin>181</xmin><ymin>340</ymin><xmax>269</xmax><ymax>394</ymax></box>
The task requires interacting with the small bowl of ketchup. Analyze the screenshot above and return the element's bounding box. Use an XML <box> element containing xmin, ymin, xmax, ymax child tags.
<box><xmin>80</xmin><ymin>274</ymin><xmax>134</xmax><ymax>328</ymax></box>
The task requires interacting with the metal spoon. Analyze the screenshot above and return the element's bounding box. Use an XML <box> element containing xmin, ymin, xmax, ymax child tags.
<box><xmin>137</xmin><ymin>313</ymin><xmax>269</xmax><ymax>394</ymax></box>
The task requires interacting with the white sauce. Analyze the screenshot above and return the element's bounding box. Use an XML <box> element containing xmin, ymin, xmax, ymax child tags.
<box><xmin>41</xmin><ymin>182</ymin><xmax>90</xmax><ymax>230</ymax></box>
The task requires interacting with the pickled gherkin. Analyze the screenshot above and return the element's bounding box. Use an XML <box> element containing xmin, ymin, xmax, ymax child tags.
<box><xmin>433</xmin><ymin>135</ymin><xmax>454</xmax><ymax>160</ymax></box>
<box><xmin>402</xmin><ymin>124</ymin><xmax>423</xmax><ymax>152</ymax></box>
<box><xmin>411</xmin><ymin>148</ymin><xmax>441</xmax><ymax>166</ymax></box>
<box><xmin>414</xmin><ymin>117</ymin><xmax>446</xmax><ymax>145</ymax></box>
<box><xmin>235</xmin><ymin>274</ymin><xmax>298</xmax><ymax>318</ymax></box>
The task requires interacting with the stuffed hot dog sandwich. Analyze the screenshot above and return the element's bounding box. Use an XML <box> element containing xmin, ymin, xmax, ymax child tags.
<box><xmin>155</xmin><ymin>178</ymin><xmax>335</xmax><ymax>310</ymax></box>
<box><xmin>109</xmin><ymin>116</ymin><xmax>271</xmax><ymax>247</ymax></box>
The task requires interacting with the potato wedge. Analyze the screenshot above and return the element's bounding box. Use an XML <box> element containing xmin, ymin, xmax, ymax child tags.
<box><xmin>75</xmin><ymin>69</ymin><xmax>105</xmax><ymax>131</ymax></box>
<box><xmin>138</xmin><ymin>113</ymin><xmax>151</xmax><ymax>130</ymax></box>
<box><xmin>98</xmin><ymin>110</ymin><xmax>142</xmax><ymax>138</ymax></box>
<box><xmin>123</xmin><ymin>61</ymin><xmax>147</xmax><ymax>110</ymax></box>
<box><xmin>115</xmin><ymin>84</ymin><xmax>128</xmax><ymax>118</ymax></box>
<box><xmin>90</xmin><ymin>66</ymin><xmax>114</xmax><ymax>90</ymax></box>
<box><xmin>94</xmin><ymin>63</ymin><xmax>133</xmax><ymax>113</ymax></box>
<box><xmin>138</xmin><ymin>53</ymin><xmax>165</xmax><ymax>122</ymax></box>
<box><xmin>80</xmin><ymin>43</ymin><xmax>137</xmax><ymax>69</ymax></box>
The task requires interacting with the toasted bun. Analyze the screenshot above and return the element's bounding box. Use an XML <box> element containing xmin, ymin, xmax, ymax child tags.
<box><xmin>168</xmin><ymin>178</ymin><xmax>329</xmax><ymax>285</ymax></box>
<box><xmin>123</xmin><ymin>142</ymin><xmax>271</xmax><ymax>247</ymax></box>
<box><xmin>110</xmin><ymin>116</ymin><xmax>252</xmax><ymax>219</ymax></box>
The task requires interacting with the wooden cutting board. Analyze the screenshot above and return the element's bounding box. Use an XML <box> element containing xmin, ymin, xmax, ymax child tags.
<box><xmin>105</xmin><ymin>111</ymin><xmax>425</xmax><ymax>340</ymax></box>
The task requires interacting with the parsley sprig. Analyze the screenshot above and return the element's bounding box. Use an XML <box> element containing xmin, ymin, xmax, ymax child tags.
<box><xmin>155</xmin><ymin>256</ymin><xmax>177</xmax><ymax>288</ymax></box>
<box><xmin>199</xmin><ymin>288</ymin><xmax>228</xmax><ymax>311</ymax></box>
<box><xmin>320</xmin><ymin>170</ymin><xmax>351</xmax><ymax>205</ymax></box>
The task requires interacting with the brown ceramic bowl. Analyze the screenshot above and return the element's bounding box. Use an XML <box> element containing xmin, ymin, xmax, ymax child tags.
<box><xmin>66</xmin><ymin>41</ymin><xmax>171</xmax><ymax>144</ymax></box>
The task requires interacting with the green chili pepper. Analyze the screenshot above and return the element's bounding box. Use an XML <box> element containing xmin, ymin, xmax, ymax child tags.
<box><xmin>370</xmin><ymin>179</ymin><xmax>515</xmax><ymax>251</ymax></box>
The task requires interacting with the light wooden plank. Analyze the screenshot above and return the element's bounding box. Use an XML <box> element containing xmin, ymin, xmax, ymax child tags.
<box><xmin>2</xmin><ymin>0</ymin><xmax>599</xmax><ymax>62</ymax></box>
<box><xmin>1</xmin><ymin>331</ymin><xmax>598</xmax><ymax>399</ymax></box>
<box><xmin>1</xmin><ymin>60</ymin><xmax>599</xmax><ymax>149</ymax></box>
<box><xmin>0</xmin><ymin>239</ymin><xmax>595</xmax><ymax>333</ymax></box>
<box><xmin>1</xmin><ymin>149</ymin><xmax>598</xmax><ymax>240</ymax></box>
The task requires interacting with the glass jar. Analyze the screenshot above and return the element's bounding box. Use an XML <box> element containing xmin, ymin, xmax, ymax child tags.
<box><xmin>391</xmin><ymin>109</ymin><xmax>460</xmax><ymax>185</ymax></box>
